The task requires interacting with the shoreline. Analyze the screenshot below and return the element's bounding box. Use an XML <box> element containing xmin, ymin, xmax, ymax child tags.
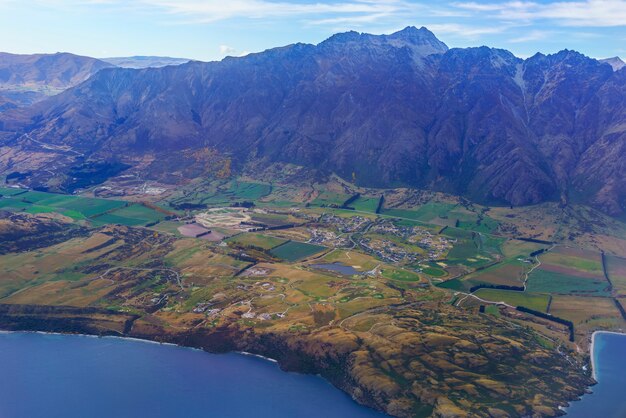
<box><xmin>589</xmin><ymin>331</ymin><xmax>626</xmax><ymax>381</ymax></box>
<box><xmin>0</xmin><ymin>329</ymin><xmax>282</xmax><ymax>366</ymax></box>
<box><xmin>0</xmin><ymin>315</ymin><xmax>597</xmax><ymax>417</ymax></box>
<box><xmin>562</xmin><ymin>330</ymin><xmax>626</xmax><ymax>415</ymax></box>
<box><xmin>0</xmin><ymin>329</ymin><xmax>383</xmax><ymax>418</ymax></box>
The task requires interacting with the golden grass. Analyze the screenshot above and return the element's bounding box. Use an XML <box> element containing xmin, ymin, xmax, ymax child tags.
<box><xmin>319</xmin><ymin>250</ymin><xmax>380</xmax><ymax>271</ymax></box>
<box><xmin>549</xmin><ymin>296</ymin><xmax>625</xmax><ymax>327</ymax></box>
<box><xmin>2</xmin><ymin>279</ymin><xmax>114</xmax><ymax>307</ymax></box>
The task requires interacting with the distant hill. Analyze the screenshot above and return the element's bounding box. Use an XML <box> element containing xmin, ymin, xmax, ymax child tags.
<box><xmin>601</xmin><ymin>56</ymin><xmax>626</xmax><ymax>71</ymax></box>
<box><xmin>1</xmin><ymin>27</ymin><xmax>625</xmax><ymax>215</ymax></box>
<box><xmin>102</xmin><ymin>56</ymin><xmax>191</xmax><ymax>69</ymax></box>
<box><xmin>0</xmin><ymin>52</ymin><xmax>113</xmax><ymax>109</ymax></box>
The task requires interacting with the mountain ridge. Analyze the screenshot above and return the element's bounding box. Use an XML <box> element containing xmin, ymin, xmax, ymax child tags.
<box><xmin>0</xmin><ymin>27</ymin><xmax>624</xmax><ymax>214</ymax></box>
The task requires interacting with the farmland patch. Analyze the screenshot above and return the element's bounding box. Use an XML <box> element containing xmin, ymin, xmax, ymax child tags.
<box><xmin>226</xmin><ymin>233</ymin><xmax>287</xmax><ymax>250</ymax></box>
<box><xmin>526</xmin><ymin>269</ymin><xmax>610</xmax><ymax>296</ymax></box>
<box><xmin>473</xmin><ymin>289</ymin><xmax>550</xmax><ymax>312</ymax></box>
<box><xmin>270</xmin><ymin>241</ymin><xmax>326</xmax><ymax>262</ymax></box>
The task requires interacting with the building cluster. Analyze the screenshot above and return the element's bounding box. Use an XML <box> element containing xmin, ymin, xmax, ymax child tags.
<box><xmin>359</xmin><ymin>237</ymin><xmax>420</xmax><ymax>264</ymax></box>
<box><xmin>360</xmin><ymin>220</ymin><xmax>453</xmax><ymax>263</ymax></box>
<box><xmin>319</xmin><ymin>213</ymin><xmax>371</xmax><ymax>233</ymax></box>
<box><xmin>307</xmin><ymin>227</ymin><xmax>351</xmax><ymax>247</ymax></box>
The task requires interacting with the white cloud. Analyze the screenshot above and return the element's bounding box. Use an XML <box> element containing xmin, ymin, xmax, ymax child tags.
<box><xmin>309</xmin><ymin>12</ymin><xmax>401</xmax><ymax>26</ymax></box>
<box><xmin>509</xmin><ymin>29</ymin><xmax>553</xmax><ymax>43</ymax></box>
<box><xmin>455</xmin><ymin>0</ymin><xmax>626</xmax><ymax>27</ymax></box>
<box><xmin>137</xmin><ymin>0</ymin><xmax>419</xmax><ymax>24</ymax></box>
<box><xmin>219</xmin><ymin>45</ymin><xmax>236</xmax><ymax>55</ymax></box>
<box><xmin>22</xmin><ymin>0</ymin><xmax>421</xmax><ymax>25</ymax></box>
<box><xmin>218</xmin><ymin>45</ymin><xmax>250</xmax><ymax>57</ymax></box>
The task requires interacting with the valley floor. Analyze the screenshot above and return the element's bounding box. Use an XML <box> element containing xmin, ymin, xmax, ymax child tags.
<box><xmin>1</xmin><ymin>178</ymin><xmax>625</xmax><ymax>417</ymax></box>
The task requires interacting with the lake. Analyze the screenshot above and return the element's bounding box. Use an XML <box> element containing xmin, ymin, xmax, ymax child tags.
<box><xmin>565</xmin><ymin>332</ymin><xmax>626</xmax><ymax>417</ymax></box>
<box><xmin>0</xmin><ymin>332</ymin><xmax>386</xmax><ymax>418</ymax></box>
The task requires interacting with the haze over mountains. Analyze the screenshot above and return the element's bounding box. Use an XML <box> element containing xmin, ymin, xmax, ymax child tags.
<box><xmin>0</xmin><ymin>53</ymin><xmax>190</xmax><ymax>111</ymax></box>
<box><xmin>0</xmin><ymin>52</ymin><xmax>113</xmax><ymax>110</ymax></box>
<box><xmin>0</xmin><ymin>27</ymin><xmax>624</xmax><ymax>215</ymax></box>
<box><xmin>101</xmin><ymin>56</ymin><xmax>191</xmax><ymax>69</ymax></box>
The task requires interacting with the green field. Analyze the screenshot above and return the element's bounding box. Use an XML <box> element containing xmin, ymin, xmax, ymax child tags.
<box><xmin>383</xmin><ymin>203</ymin><xmax>457</xmax><ymax>223</ymax></box>
<box><xmin>311</xmin><ymin>191</ymin><xmax>352</xmax><ymax>207</ymax></box>
<box><xmin>55</xmin><ymin>197</ymin><xmax>127</xmax><ymax>217</ymax></box>
<box><xmin>607</xmin><ymin>255</ymin><xmax>626</xmax><ymax>296</ymax></box>
<box><xmin>110</xmin><ymin>204</ymin><xmax>164</xmax><ymax>222</ymax></box>
<box><xmin>437</xmin><ymin>278</ymin><xmax>464</xmax><ymax>291</ymax></box>
<box><xmin>0</xmin><ymin>187</ymin><xmax>28</xmax><ymax>196</ymax></box>
<box><xmin>250</xmin><ymin>213</ymin><xmax>293</xmax><ymax>227</ymax></box>
<box><xmin>441</xmin><ymin>227</ymin><xmax>475</xmax><ymax>240</ymax></box>
<box><xmin>59</xmin><ymin>210</ymin><xmax>87</xmax><ymax>220</ymax></box>
<box><xmin>198</xmin><ymin>181</ymin><xmax>272</xmax><ymax>204</ymax></box>
<box><xmin>0</xmin><ymin>198</ymin><xmax>31</xmax><ymax>211</ymax></box>
<box><xmin>381</xmin><ymin>268</ymin><xmax>422</xmax><ymax>282</ymax></box>
<box><xmin>270</xmin><ymin>241</ymin><xmax>326</xmax><ymax>262</ymax></box>
<box><xmin>478</xmin><ymin>234</ymin><xmax>505</xmax><ymax>255</ymax></box>
<box><xmin>91</xmin><ymin>213</ymin><xmax>150</xmax><ymax>226</ymax></box>
<box><xmin>0</xmin><ymin>189</ymin><xmax>169</xmax><ymax>223</ymax></box>
<box><xmin>461</xmin><ymin>258</ymin><xmax>529</xmax><ymax>288</ymax></box>
<box><xmin>457</xmin><ymin>217</ymin><xmax>499</xmax><ymax>234</ymax></box>
<box><xmin>148</xmin><ymin>221</ymin><xmax>183</xmax><ymax>236</ymax></box>
<box><xmin>32</xmin><ymin>194</ymin><xmax>77</xmax><ymax>207</ymax></box>
<box><xmin>112</xmin><ymin>204</ymin><xmax>164</xmax><ymax>219</ymax></box>
<box><xmin>168</xmin><ymin>179</ymin><xmax>272</xmax><ymax>208</ymax></box>
<box><xmin>226</xmin><ymin>233</ymin><xmax>287</xmax><ymax>250</ymax></box>
<box><xmin>473</xmin><ymin>289</ymin><xmax>550</xmax><ymax>312</ymax></box>
<box><xmin>421</xmin><ymin>266</ymin><xmax>446</xmax><ymax>277</ymax></box>
<box><xmin>447</xmin><ymin>208</ymin><xmax>500</xmax><ymax>234</ymax></box>
<box><xmin>228</xmin><ymin>181</ymin><xmax>272</xmax><ymax>200</ymax></box>
<box><xmin>90</xmin><ymin>204</ymin><xmax>166</xmax><ymax>226</ymax></box>
<box><xmin>484</xmin><ymin>305</ymin><xmax>501</xmax><ymax>316</ymax></box>
<box><xmin>526</xmin><ymin>269</ymin><xmax>611</xmax><ymax>296</ymax></box>
<box><xmin>351</xmin><ymin>196</ymin><xmax>380</xmax><ymax>212</ymax></box>
<box><xmin>18</xmin><ymin>191</ymin><xmax>127</xmax><ymax>217</ymax></box>
<box><xmin>24</xmin><ymin>205</ymin><xmax>57</xmax><ymax>215</ymax></box>
<box><xmin>19</xmin><ymin>191</ymin><xmax>59</xmax><ymax>203</ymax></box>
<box><xmin>447</xmin><ymin>239</ymin><xmax>478</xmax><ymax>260</ymax></box>
<box><xmin>541</xmin><ymin>251</ymin><xmax>603</xmax><ymax>274</ymax></box>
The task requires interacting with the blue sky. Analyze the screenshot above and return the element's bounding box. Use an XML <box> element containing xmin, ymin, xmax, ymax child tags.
<box><xmin>0</xmin><ymin>0</ymin><xmax>624</xmax><ymax>61</ymax></box>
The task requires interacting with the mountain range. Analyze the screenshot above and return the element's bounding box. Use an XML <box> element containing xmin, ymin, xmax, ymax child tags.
<box><xmin>0</xmin><ymin>27</ymin><xmax>624</xmax><ymax>215</ymax></box>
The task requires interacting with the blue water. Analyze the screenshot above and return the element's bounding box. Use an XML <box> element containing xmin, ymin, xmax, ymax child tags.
<box><xmin>566</xmin><ymin>332</ymin><xmax>626</xmax><ymax>417</ymax></box>
<box><xmin>0</xmin><ymin>332</ymin><xmax>385</xmax><ymax>418</ymax></box>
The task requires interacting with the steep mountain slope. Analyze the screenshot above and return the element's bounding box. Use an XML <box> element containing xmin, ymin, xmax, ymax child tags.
<box><xmin>0</xmin><ymin>52</ymin><xmax>113</xmax><ymax>109</ymax></box>
<box><xmin>0</xmin><ymin>27</ymin><xmax>624</xmax><ymax>214</ymax></box>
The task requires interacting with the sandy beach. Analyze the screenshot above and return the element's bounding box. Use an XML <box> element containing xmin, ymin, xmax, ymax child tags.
<box><xmin>589</xmin><ymin>331</ymin><xmax>626</xmax><ymax>381</ymax></box>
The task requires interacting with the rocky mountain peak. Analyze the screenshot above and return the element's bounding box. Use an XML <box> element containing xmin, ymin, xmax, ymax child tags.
<box><xmin>384</xmin><ymin>26</ymin><xmax>449</xmax><ymax>56</ymax></box>
<box><xmin>320</xmin><ymin>26</ymin><xmax>447</xmax><ymax>57</ymax></box>
<box><xmin>321</xmin><ymin>30</ymin><xmax>362</xmax><ymax>45</ymax></box>
<box><xmin>600</xmin><ymin>56</ymin><xmax>626</xmax><ymax>71</ymax></box>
